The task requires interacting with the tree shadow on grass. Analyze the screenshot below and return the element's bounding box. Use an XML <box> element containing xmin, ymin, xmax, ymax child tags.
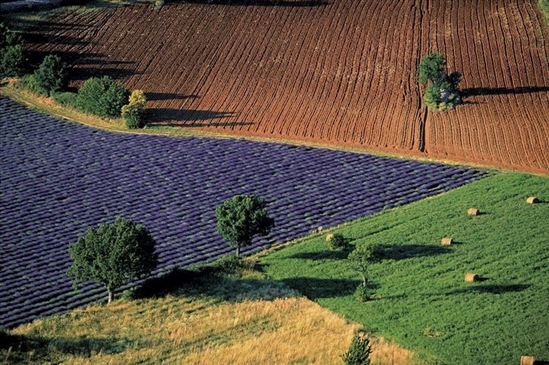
<box><xmin>289</xmin><ymin>249</ymin><xmax>351</xmax><ymax>261</ymax></box>
<box><xmin>445</xmin><ymin>284</ymin><xmax>531</xmax><ymax>295</ymax></box>
<box><xmin>377</xmin><ymin>244</ymin><xmax>453</xmax><ymax>261</ymax></box>
<box><xmin>132</xmin><ymin>267</ymin><xmax>204</xmax><ymax>299</ymax></box>
<box><xmin>132</xmin><ymin>264</ymin><xmax>300</xmax><ymax>303</ymax></box>
<box><xmin>280</xmin><ymin>277</ymin><xmax>359</xmax><ymax>299</ymax></box>
<box><xmin>1</xmin><ymin>332</ymin><xmax>141</xmax><ymax>363</ymax></box>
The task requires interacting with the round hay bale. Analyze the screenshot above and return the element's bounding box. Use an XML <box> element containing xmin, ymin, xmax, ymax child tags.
<box><xmin>464</xmin><ymin>273</ymin><xmax>480</xmax><ymax>282</ymax></box>
<box><xmin>526</xmin><ymin>197</ymin><xmax>539</xmax><ymax>204</ymax></box>
<box><xmin>520</xmin><ymin>355</ymin><xmax>535</xmax><ymax>365</ymax></box>
<box><xmin>326</xmin><ymin>234</ymin><xmax>334</xmax><ymax>242</ymax></box>
<box><xmin>467</xmin><ymin>208</ymin><xmax>480</xmax><ymax>216</ymax></box>
<box><xmin>441</xmin><ymin>237</ymin><xmax>453</xmax><ymax>245</ymax></box>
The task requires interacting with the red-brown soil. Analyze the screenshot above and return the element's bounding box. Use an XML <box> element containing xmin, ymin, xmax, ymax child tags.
<box><xmin>25</xmin><ymin>0</ymin><xmax>549</xmax><ymax>174</ymax></box>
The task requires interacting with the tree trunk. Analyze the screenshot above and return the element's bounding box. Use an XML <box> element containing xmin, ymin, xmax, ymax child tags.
<box><xmin>236</xmin><ymin>245</ymin><xmax>241</xmax><ymax>257</ymax></box>
<box><xmin>362</xmin><ymin>275</ymin><xmax>368</xmax><ymax>288</ymax></box>
<box><xmin>107</xmin><ymin>288</ymin><xmax>113</xmax><ymax>303</ymax></box>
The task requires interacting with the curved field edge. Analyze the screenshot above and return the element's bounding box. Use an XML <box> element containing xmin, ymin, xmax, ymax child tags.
<box><xmin>19</xmin><ymin>0</ymin><xmax>549</xmax><ymax>175</ymax></box>
<box><xmin>0</xmin><ymin>96</ymin><xmax>489</xmax><ymax>329</ymax></box>
<box><xmin>0</xmin><ymin>85</ymin><xmax>498</xmax><ymax>172</ymax></box>
<box><xmin>259</xmin><ymin>172</ymin><xmax>549</xmax><ymax>365</ymax></box>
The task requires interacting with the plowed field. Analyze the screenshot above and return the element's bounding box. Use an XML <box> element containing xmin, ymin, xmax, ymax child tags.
<box><xmin>24</xmin><ymin>0</ymin><xmax>549</xmax><ymax>174</ymax></box>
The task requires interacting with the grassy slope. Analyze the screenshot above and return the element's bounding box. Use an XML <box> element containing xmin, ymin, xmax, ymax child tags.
<box><xmin>1</xmin><ymin>264</ymin><xmax>413</xmax><ymax>365</ymax></box>
<box><xmin>260</xmin><ymin>173</ymin><xmax>549</xmax><ymax>365</ymax></box>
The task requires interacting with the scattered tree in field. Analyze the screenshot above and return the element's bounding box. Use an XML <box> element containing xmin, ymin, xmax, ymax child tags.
<box><xmin>27</xmin><ymin>54</ymin><xmax>67</xmax><ymax>96</ymax></box>
<box><xmin>122</xmin><ymin>89</ymin><xmax>147</xmax><ymax>129</ymax></box>
<box><xmin>215</xmin><ymin>195</ymin><xmax>275</xmax><ymax>257</ymax></box>
<box><xmin>75</xmin><ymin>76</ymin><xmax>130</xmax><ymax>118</ymax></box>
<box><xmin>418</xmin><ymin>52</ymin><xmax>462</xmax><ymax>111</ymax></box>
<box><xmin>341</xmin><ymin>328</ymin><xmax>372</xmax><ymax>365</ymax></box>
<box><xmin>348</xmin><ymin>242</ymin><xmax>380</xmax><ymax>301</ymax></box>
<box><xmin>328</xmin><ymin>232</ymin><xmax>350</xmax><ymax>251</ymax></box>
<box><xmin>67</xmin><ymin>217</ymin><xmax>159</xmax><ymax>303</ymax></box>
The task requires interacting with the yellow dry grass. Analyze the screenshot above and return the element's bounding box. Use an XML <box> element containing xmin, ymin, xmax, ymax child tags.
<box><xmin>10</xmin><ymin>290</ymin><xmax>413</xmax><ymax>365</ymax></box>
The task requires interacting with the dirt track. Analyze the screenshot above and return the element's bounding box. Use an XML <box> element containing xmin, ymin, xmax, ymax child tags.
<box><xmin>25</xmin><ymin>0</ymin><xmax>549</xmax><ymax>174</ymax></box>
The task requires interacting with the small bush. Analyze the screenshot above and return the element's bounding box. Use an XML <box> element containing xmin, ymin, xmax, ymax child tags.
<box><xmin>124</xmin><ymin>108</ymin><xmax>143</xmax><ymax>129</ymax></box>
<box><xmin>122</xmin><ymin>89</ymin><xmax>147</xmax><ymax>129</ymax></box>
<box><xmin>0</xmin><ymin>44</ymin><xmax>25</xmax><ymax>77</ymax></box>
<box><xmin>75</xmin><ymin>76</ymin><xmax>129</xmax><ymax>118</ymax></box>
<box><xmin>51</xmin><ymin>91</ymin><xmax>77</xmax><ymax>107</ymax></box>
<box><xmin>154</xmin><ymin>0</ymin><xmax>165</xmax><ymax>10</ymax></box>
<box><xmin>30</xmin><ymin>54</ymin><xmax>67</xmax><ymax>96</ymax></box>
<box><xmin>341</xmin><ymin>329</ymin><xmax>372</xmax><ymax>365</ymax></box>
<box><xmin>328</xmin><ymin>233</ymin><xmax>349</xmax><ymax>251</ymax></box>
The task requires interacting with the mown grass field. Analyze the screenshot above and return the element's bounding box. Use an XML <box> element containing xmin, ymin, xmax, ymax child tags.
<box><xmin>260</xmin><ymin>172</ymin><xmax>549</xmax><ymax>365</ymax></box>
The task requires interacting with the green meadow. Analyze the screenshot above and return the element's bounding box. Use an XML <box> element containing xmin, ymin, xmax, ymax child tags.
<box><xmin>260</xmin><ymin>172</ymin><xmax>549</xmax><ymax>365</ymax></box>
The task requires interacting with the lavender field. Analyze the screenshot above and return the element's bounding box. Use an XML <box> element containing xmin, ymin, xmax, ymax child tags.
<box><xmin>0</xmin><ymin>97</ymin><xmax>489</xmax><ymax>328</ymax></box>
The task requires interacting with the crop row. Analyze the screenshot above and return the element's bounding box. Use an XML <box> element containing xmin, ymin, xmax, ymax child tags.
<box><xmin>0</xmin><ymin>97</ymin><xmax>489</xmax><ymax>328</ymax></box>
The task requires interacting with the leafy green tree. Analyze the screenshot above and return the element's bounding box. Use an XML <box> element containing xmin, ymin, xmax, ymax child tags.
<box><xmin>75</xmin><ymin>76</ymin><xmax>129</xmax><ymax>118</ymax></box>
<box><xmin>67</xmin><ymin>217</ymin><xmax>159</xmax><ymax>303</ymax></box>
<box><xmin>341</xmin><ymin>329</ymin><xmax>372</xmax><ymax>365</ymax></box>
<box><xmin>417</xmin><ymin>52</ymin><xmax>462</xmax><ymax>111</ymax></box>
<box><xmin>0</xmin><ymin>44</ymin><xmax>25</xmax><ymax>77</ymax></box>
<box><xmin>0</xmin><ymin>23</ymin><xmax>22</xmax><ymax>50</ymax></box>
<box><xmin>215</xmin><ymin>195</ymin><xmax>274</xmax><ymax>257</ymax></box>
<box><xmin>0</xmin><ymin>23</ymin><xmax>25</xmax><ymax>77</ymax></box>
<box><xmin>348</xmin><ymin>242</ymin><xmax>381</xmax><ymax>301</ymax></box>
<box><xmin>29</xmin><ymin>54</ymin><xmax>67</xmax><ymax>96</ymax></box>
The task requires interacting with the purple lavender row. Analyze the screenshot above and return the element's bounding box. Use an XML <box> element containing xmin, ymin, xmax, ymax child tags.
<box><xmin>0</xmin><ymin>97</ymin><xmax>490</xmax><ymax>328</ymax></box>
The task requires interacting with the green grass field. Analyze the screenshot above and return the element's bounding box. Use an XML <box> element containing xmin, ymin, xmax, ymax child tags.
<box><xmin>260</xmin><ymin>172</ymin><xmax>549</xmax><ymax>365</ymax></box>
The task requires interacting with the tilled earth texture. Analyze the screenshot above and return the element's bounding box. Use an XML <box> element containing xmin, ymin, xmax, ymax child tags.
<box><xmin>25</xmin><ymin>0</ymin><xmax>549</xmax><ymax>174</ymax></box>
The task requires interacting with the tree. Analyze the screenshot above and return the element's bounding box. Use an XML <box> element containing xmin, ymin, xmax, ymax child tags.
<box><xmin>67</xmin><ymin>217</ymin><xmax>159</xmax><ymax>303</ymax></box>
<box><xmin>0</xmin><ymin>44</ymin><xmax>25</xmax><ymax>77</ymax></box>
<box><xmin>417</xmin><ymin>52</ymin><xmax>462</xmax><ymax>111</ymax></box>
<box><xmin>348</xmin><ymin>242</ymin><xmax>381</xmax><ymax>301</ymax></box>
<box><xmin>341</xmin><ymin>329</ymin><xmax>372</xmax><ymax>365</ymax></box>
<box><xmin>29</xmin><ymin>54</ymin><xmax>67</xmax><ymax>96</ymax></box>
<box><xmin>215</xmin><ymin>195</ymin><xmax>274</xmax><ymax>257</ymax></box>
<box><xmin>75</xmin><ymin>76</ymin><xmax>129</xmax><ymax>118</ymax></box>
<box><xmin>0</xmin><ymin>23</ymin><xmax>25</xmax><ymax>77</ymax></box>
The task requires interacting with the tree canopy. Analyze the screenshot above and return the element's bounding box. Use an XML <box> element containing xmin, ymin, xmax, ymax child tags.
<box><xmin>417</xmin><ymin>52</ymin><xmax>462</xmax><ymax>111</ymax></box>
<box><xmin>67</xmin><ymin>217</ymin><xmax>159</xmax><ymax>303</ymax></box>
<box><xmin>215</xmin><ymin>194</ymin><xmax>274</xmax><ymax>257</ymax></box>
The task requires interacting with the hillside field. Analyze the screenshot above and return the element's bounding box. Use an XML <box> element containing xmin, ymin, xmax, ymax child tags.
<box><xmin>22</xmin><ymin>0</ymin><xmax>549</xmax><ymax>175</ymax></box>
<box><xmin>260</xmin><ymin>172</ymin><xmax>549</xmax><ymax>365</ymax></box>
